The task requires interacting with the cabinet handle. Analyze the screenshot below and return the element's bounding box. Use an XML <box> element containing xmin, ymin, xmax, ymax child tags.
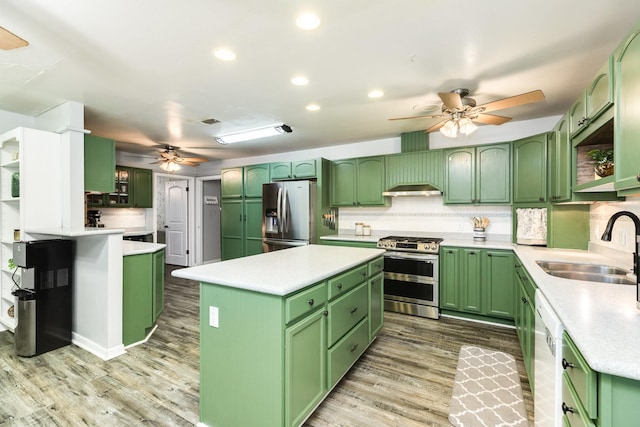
<box><xmin>323</xmin><ymin>310</ymin><xmax>328</xmax><ymax>317</ymax></box>
<box><xmin>521</xmin><ymin>296</ymin><xmax>528</xmax><ymax>304</ymax></box>
<box><xmin>308</xmin><ymin>299</ymin><xmax>315</xmax><ymax>306</ymax></box>
<box><xmin>562</xmin><ymin>358</ymin><xmax>574</xmax><ymax>370</ymax></box>
<box><xmin>337</xmin><ymin>283</ymin><xmax>343</xmax><ymax>290</ymax></box>
<box><xmin>539</xmin><ymin>197</ymin><xmax>545</xmax><ymax>202</ymax></box>
<box><xmin>487</xmin><ymin>253</ymin><xmax>492</xmax><ymax>257</ymax></box>
<box><xmin>360</xmin><ymin>271</ymin><xmax>367</xmax><ymax>277</ymax></box>
<box><xmin>561</xmin><ymin>402</ymin><xmax>574</xmax><ymax>414</ymax></box>
<box><xmin>469</xmin><ymin>251</ymin><xmax>476</xmax><ymax>255</ymax></box>
<box><xmin>349</xmin><ymin>343</ymin><xmax>359</xmax><ymax>353</ymax></box>
<box><xmin>350</xmin><ymin>307</ymin><xmax>358</xmax><ymax>314</ymax></box>
<box><xmin>636</xmin><ymin>173</ymin><xmax>640</xmax><ymax>183</ymax></box>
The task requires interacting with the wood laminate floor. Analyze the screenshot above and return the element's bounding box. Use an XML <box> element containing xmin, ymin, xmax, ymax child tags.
<box><xmin>0</xmin><ymin>266</ymin><xmax>533</xmax><ymax>426</ymax></box>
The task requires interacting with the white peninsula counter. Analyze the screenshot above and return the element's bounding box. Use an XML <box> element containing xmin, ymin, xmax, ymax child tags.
<box><xmin>172</xmin><ymin>244</ymin><xmax>385</xmax><ymax>427</ymax></box>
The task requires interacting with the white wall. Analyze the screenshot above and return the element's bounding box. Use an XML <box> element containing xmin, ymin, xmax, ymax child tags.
<box><xmin>589</xmin><ymin>196</ymin><xmax>640</xmax><ymax>258</ymax></box>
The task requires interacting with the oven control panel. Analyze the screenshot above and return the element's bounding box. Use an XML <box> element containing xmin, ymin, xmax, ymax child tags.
<box><xmin>376</xmin><ymin>237</ymin><xmax>440</xmax><ymax>253</ymax></box>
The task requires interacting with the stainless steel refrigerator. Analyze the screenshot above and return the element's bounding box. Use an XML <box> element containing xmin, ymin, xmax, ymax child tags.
<box><xmin>262</xmin><ymin>180</ymin><xmax>317</xmax><ymax>252</ymax></box>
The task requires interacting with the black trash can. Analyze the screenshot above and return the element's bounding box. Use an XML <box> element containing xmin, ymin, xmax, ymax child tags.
<box><xmin>12</xmin><ymin>289</ymin><xmax>36</xmax><ymax>357</ymax></box>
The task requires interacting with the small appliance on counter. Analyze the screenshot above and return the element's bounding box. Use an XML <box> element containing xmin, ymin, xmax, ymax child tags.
<box><xmin>86</xmin><ymin>209</ymin><xmax>104</xmax><ymax>228</ymax></box>
<box><xmin>11</xmin><ymin>239</ymin><xmax>73</xmax><ymax>357</ymax></box>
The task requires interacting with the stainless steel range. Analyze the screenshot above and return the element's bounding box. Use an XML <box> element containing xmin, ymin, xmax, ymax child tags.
<box><xmin>376</xmin><ymin>236</ymin><xmax>441</xmax><ymax>319</ymax></box>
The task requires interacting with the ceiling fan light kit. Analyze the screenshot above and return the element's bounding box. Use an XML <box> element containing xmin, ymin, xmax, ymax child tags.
<box><xmin>151</xmin><ymin>145</ymin><xmax>209</xmax><ymax>171</ymax></box>
<box><xmin>215</xmin><ymin>124</ymin><xmax>293</xmax><ymax>144</ymax></box>
<box><xmin>159</xmin><ymin>160</ymin><xmax>181</xmax><ymax>172</ymax></box>
<box><xmin>389</xmin><ymin>88</ymin><xmax>545</xmax><ymax>139</ymax></box>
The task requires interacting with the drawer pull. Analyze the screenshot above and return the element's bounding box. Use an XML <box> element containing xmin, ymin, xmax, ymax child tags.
<box><xmin>323</xmin><ymin>310</ymin><xmax>328</xmax><ymax>317</ymax></box>
<box><xmin>562</xmin><ymin>358</ymin><xmax>574</xmax><ymax>370</ymax></box>
<box><xmin>360</xmin><ymin>271</ymin><xmax>367</xmax><ymax>277</ymax></box>
<box><xmin>308</xmin><ymin>298</ymin><xmax>315</xmax><ymax>306</ymax></box>
<box><xmin>521</xmin><ymin>296</ymin><xmax>528</xmax><ymax>304</ymax></box>
<box><xmin>561</xmin><ymin>402</ymin><xmax>574</xmax><ymax>414</ymax></box>
<box><xmin>350</xmin><ymin>307</ymin><xmax>358</xmax><ymax>314</ymax></box>
<box><xmin>337</xmin><ymin>283</ymin><xmax>343</xmax><ymax>290</ymax></box>
<box><xmin>349</xmin><ymin>343</ymin><xmax>359</xmax><ymax>353</ymax></box>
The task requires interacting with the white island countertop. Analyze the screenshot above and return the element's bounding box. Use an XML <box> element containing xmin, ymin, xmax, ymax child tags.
<box><xmin>172</xmin><ymin>244</ymin><xmax>385</xmax><ymax>296</ymax></box>
<box><xmin>123</xmin><ymin>241</ymin><xmax>166</xmax><ymax>256</ymax></box>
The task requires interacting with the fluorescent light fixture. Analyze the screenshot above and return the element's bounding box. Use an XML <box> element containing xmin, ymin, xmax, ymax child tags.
<box><xmin>216</xmin><ymin>124</ymin><xmax>293</xmax><ymax>144</ymax></box>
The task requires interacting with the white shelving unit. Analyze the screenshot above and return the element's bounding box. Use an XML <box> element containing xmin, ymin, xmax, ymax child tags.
<box><xmin>0</xmin><ymin>127</ymin><xmax>62</xmax><ymax>331</ymax></box>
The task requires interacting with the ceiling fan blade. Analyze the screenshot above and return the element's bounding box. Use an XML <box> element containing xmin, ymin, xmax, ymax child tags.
<box><xmin>0</xmin><ymin>26</ymin><xmax>29</xmax><ymax>50</ymax></box>
<box><xmin>472</xmin><ymin>113</ymin><xmax>512</xmax><ymax>125</ymax></box>
<box><xmin>477</xmin><ymin>90</ymin><xmax>545</xmax><ymax>113</ymax></box>
<box><xmin>160</xmin><ymin>152</ymin><xmax>173</xmax><ymax>159</ymax></box>
<box><xmin>438</xmin><ymin>92</ymin><xmax>463</xmax><ymax>111</ymax></box>
<box><xmin>425</xmin><ymin>119</ymin><xmax>448</xmax><ymax>133</ymax></box>
<box><xmin>149</xmin><ymin>160</ymin><xmax>164</xmax><ymax>164</ymax></box>
<box><xmin>388</xmin><ymin>114</ymin><xmax>447</xmax><ymax>121</ymax></box>
<box><xmin>178</xmin><ymin>157</ymin><xmax>209</xmax><ymax>163</ymax></box>
<box><xmin>181</xmin><ymin>161</ymin><xmax>200</xmax><ymax>167</ymax></box>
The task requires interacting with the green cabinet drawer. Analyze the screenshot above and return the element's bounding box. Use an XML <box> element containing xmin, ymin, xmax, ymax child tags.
<box><xmin>328</xmin><ymin>265</ymin><xmax>368</xmax><ymax>300</ymax></box>
<box><xmin>327</xmin><ymin>317</ymin><xmax>368</xmax><ymax>388</ymax></box>
<box><xmin>327</xmin><ymin>283</ymin><xmax>368</xmax><ymax>346</ymax></box>
<box><xmin>368</xmin><ymin>257</ymin><xmax>384</xmax><ymax>277</ymax></box>
<box><xmin>285</xmin><ymin>282</ymin><xmax>327</xmax><ymax>324</ymax></box>
<box><xmin>562</xmin><ymin>372</ymin><xmax>596</xmax><ymax>427</ymax></box>
<box><xmin>563</xmin><ymin>332</ymin><xmax>598</xmax><ymax>419</ymax></box>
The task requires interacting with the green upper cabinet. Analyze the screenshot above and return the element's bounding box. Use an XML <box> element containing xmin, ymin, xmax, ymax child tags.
<box><xmin>615</xmin><ymin>26</ymin><xmax>640</xmax><ymax>193</ymax></box>
<box><xmin>270</xmin><ymin>159</ymin><xmax>317</xmax><ymax>180</ymax></box>
<box><xmin>549</xmin><ymin>115</ymin><xmax>571</xmax><ymax>203</ymax></box>
<box><xmin>84</xmin><ymin>134</ymin><xmax>115</xmax><ymax>193</ymax></box>
<box><xmin>132</xmin><ymin>167</ymin><xmax>153</xmax><ymax>208</ymax></box>
<box><xmin>569</xmin><ymin>56</ymin><xmax>614</xmax><ymax>140</ymax></box>
<box><xmin>331</xmin><ymin>156</ymin><xmax>387</xmax><ymax>206</ymax></box>
<box><xmin>221</xmin><ymin>167</ymin><xmax>244</xmax><ymax>198</ymax></box>
<box><xmin>445</xmin><ymin>143</ymin><xmax>510</xmax><ymax>204</ymax></box>
<box><xmin>107</xmin><ymin>166</ymin><xmax>132</xmax><ymax>207</ymax></box>
<box><xmin>513</xmin><ymin>133</ymin><xmax>548</xmax><ymax>203</ymax></box>
<box><xmin>244</xmin><ymin>163</ymin><xmax>270</xmax><ymax>197</ymax></box>
<box><xmin>385</xmin><ymin>150</ymin><xmax>443</xmax><ymax>190</ymax></box>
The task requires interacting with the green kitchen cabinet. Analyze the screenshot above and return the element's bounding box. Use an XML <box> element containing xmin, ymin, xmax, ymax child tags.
<box><xmin>221</xmin><ymin>198</ymin><xmax>263</xmax><ymax>260</ymax></box>
<box><xmin>514</xmin><ymin>257</ymin><xmax>536</xmax><ymax>386</ymax></box>
<box><xmin>271</xmin><ymin>159</ymin><xmax>317</xmax><ymax>180</ymax></box>
<box><xmin>483</xmin><ymin>250</ymin><xmax>515</xmax><ymax>319</ymax></box>
<box><xmin>513</xmin><ymin>133</ymin><xmax>548</xmax><ymax>203</ymax></box>
<box><xmin>221</xmin><ymin>167</ymin><xmax>244</xmax><ymax>198</ymax></box>
<box><xmin>368</xmin><ymin>271</ymin><xmax>384</xmax><ymax>341</ymax></box>
<box><xmin>84</xmin><ymin>134</ymin><xmax>115</xmax><ymax>193</ymax></box>
<box><xmin>122</xmin><ymin>248</ymin><xmax>165</xmax><ymax>346</ymax></box>
<box><xmin>244</xmin><ymin>163</ymin><xmax>270</xmax><ymax>197</ymax></box>
<box><xmin>444</xmin><ymin>143</ymin><xmax>510</xmax><ymax>204</ymax></box>
<box><xmin>385</xmin><ymin>150</ymin><xmax>444</xmax><ymax>190</ymax></box>
<box><xmin>132</xmin><ymin>167</ymin><xmax>153</xmax><ymax>208</ymax></box>
<box><xmin>198</xmin><ymin>256</ymin><xmax>382</xmax><ymax>427</ymax></box>
<box><xmin>614</xmin><ymin>25</ymin><xmax>640</xmax><ymax>194</ymax></box>
<box><xmin>331</xmin><ymin>156</ymin><xmax>387</xmax><ymax>206</ymax></box>
<box><xmin>548</xmin><ymin>115</ymin><xmax>571</xmax><ymax>203</ymax></box>
<box><xmin>569</xmin><ymin>56</ymin><xmax>614</xmax><ymax>141</ymax></box>
<box><xmin>285</xmin><ymin>306</ymin><xmax>327</xmax><ymax>427</ymax></box>
<box><xmin>440</xmin><ymin>247</ymin><xmax>515</xmax><ymax>322</ymax></box>
<box><xmin>107</xmin><ymin>166</ymin><xmax>133</xmax><ymax>207</ymax></box>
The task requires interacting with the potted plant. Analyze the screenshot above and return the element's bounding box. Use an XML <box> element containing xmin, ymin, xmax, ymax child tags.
<box><xmin>587</xmin><ymin>148</ymin><xmax>614</xmax><ymax>178</ymax></box>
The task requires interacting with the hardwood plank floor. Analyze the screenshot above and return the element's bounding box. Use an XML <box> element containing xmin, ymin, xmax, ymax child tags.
<box><xmin>0</xmin><ymin>266</ymin><xmax>532</xmax><ymax>426</ymax></box>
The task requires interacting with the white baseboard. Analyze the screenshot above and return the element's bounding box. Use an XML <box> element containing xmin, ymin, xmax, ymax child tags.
<box><xmin>72</xmin><ymin>332</ymin><xmax>126</xmax><ymax>361</ymax></box>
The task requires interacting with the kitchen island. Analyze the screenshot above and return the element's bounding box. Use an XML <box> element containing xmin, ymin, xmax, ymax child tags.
<box><xmin>172</xmin><ymin>244</ymin><xmax>385</xmax><ymax>427</ymax></box>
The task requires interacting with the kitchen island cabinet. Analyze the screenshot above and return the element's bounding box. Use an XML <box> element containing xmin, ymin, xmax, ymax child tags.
<box><xmin>172</xmin><ymin>245</ymin><xmax>385</xmax><ymax>427</ymax></box>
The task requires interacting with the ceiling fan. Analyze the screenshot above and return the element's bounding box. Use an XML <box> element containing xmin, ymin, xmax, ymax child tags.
<box><xmin>0</xmin><ymin>26</ymin><xmax>29</xmax><ymax>50</ymax></box>
<box><xmin>389</xmin><ymin>88</ymin><xmax>545</xmax><ymax>138</ymax></box>
<box><xmin>151</xmin><ymin>146</ymin><xmax>209</xmax><ymax>172</ymax></box>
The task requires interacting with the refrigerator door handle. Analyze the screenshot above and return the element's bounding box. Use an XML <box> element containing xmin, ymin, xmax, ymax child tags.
<box><xmin>276</xmin><ymin>187</ymin><xmax>283</xmax><ymax>233</ymax></box>
<box><xmin>282</xmin><ymin>188</ymin><xmax>289</xmax><ymax>233</ymax></box>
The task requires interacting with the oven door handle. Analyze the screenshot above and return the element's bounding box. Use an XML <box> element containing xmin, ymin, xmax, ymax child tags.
<box><xmin>384</xmin><ymin>252</ymin><xmax>437</xmax><ymax>262</ymax></box>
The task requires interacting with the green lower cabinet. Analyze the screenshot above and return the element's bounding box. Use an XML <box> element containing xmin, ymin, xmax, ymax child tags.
<box><xmin>368</xmin><ymin>272</ymin><xmax>384</xmax><ymax>340</ymax></box>
<box><xmin>286</xmin><ymin>308</ymin><xmax>327</xmax><ymax>427</ymax></box>
<box><xmin>198</xmin><ymin>257</ymin><xmax>382</xmax><ymax>427</ymax></box>
<box><xmin>514</xmin><ymin>259</ymin><xmax>536</xmax><ymax>386</ymax></box>
<box><xmin>321</xmin><ymin>239</ymin><xmax>378</xmax><ymax>249</ymax></box>
<box><xmin>122</xmin><ymin>249</ymin><xmax>165</xmax><ymax>346</ymax></box>
<box><xmin>440</xmin><ymin>247</ymin><xmax>514</xmax><ymax>321</ymax></box>
<box><xmin>562</xmin><ymin>331</ymin><xmax>640</xmax><ymax>427</ymax></box>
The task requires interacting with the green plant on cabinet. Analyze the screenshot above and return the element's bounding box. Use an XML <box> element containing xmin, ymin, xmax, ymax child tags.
<box><xmin>331</xmin><ymin>156</ymin><xmax>387</xmax><ymax>206</ymax></box>
<box><xmin>445</xmin><ymin>143</ymin><xmax>510</xmax><ymax>204</ymax></box>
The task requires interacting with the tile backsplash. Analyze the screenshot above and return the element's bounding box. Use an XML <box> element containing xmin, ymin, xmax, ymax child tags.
<box><xmin>338</xmin><ymin>196</ymin><xmax>512</xmax><ymax>241</ymax></box>
<box><xmin>589</xmin><ymin>196</ymin><xmax>640</xmax><ymax>257</ymax></box>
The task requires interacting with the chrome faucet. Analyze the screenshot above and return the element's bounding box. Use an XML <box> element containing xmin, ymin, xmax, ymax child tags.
<box><xmin>601</xmin><ymin>210</ymin><xmax>640</xmax><ymax>309</ymax></box>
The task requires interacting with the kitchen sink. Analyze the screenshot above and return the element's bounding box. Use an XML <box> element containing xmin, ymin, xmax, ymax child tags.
<box><xmin>536</xmin><ymin>261</ymin><xmax>635</xmax><ymax>285</ymax></box>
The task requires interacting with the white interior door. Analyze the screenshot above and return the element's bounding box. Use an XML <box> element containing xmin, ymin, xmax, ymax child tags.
<box><xmin>165</xmin><ymin>180</ymin><xmax>188</xmax><ymax>266</ymax></box>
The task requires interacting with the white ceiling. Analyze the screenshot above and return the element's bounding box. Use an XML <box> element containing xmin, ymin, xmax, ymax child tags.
<box><xmin>1</xmin><ymin>1</ymin><xmax>640</xmax><ymax>162</ymax></box>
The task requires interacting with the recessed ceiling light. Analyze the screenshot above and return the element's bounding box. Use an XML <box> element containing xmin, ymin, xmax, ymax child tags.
<box><xmin>368</xmin><ymin>89</ymin><xmax>384</xmax><ymax>98</ymax></box>
<box><xmin>212</xmin><ymin>48</ymin><xmax>236</xmax><ymax>61</ymax></box>
<box><xmin>306</xmin><ymin>104</ymin><xmax>320</xmax><ymax>111</ymax></box>
<box><xmin>291</xmin><ymin>75</ymin><xmax>309</xmax><ymax>86</ymax></box>
<box><xmin>296</xmin><ymin>12</ymin><xmax>321</xmax><ymax>30</ymax></box>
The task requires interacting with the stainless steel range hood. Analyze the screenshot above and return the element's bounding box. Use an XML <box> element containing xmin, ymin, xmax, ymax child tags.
<box><xmin>382</xmin><ymin>184</ymin><xmax>442</xmax><ymax>197</ymax></box>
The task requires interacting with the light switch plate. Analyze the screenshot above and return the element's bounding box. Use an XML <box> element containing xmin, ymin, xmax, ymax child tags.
<box><xmin>209</xmin><ymin>306</ymin><xmax>219</xmax><ymax>328</ymax></box>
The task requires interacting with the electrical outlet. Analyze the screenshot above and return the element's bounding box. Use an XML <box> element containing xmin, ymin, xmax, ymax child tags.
<box><xmin>209</xmin><ymin>306</ymin><xmax>219</xmax><ymax>328</ymax></box>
